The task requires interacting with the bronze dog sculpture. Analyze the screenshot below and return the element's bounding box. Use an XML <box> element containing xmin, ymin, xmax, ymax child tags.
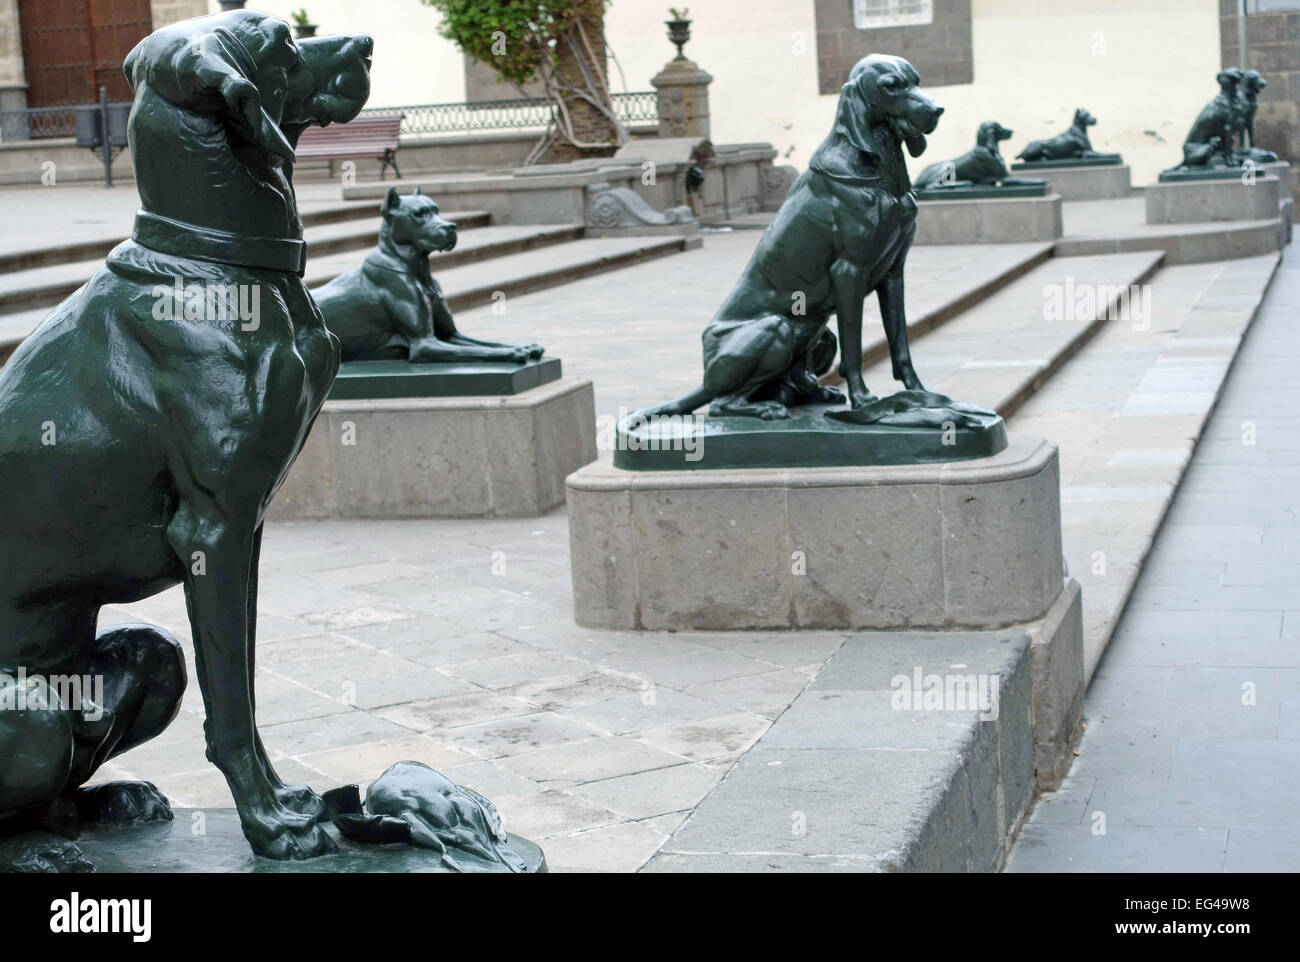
<box><xmin>313</xmin><ymin>187</ymin><xmax>544</xmax><ymax>363</ymax></box>
<box><xmin>915</xmin><ymin>120</ymin><xmax>1045</xmax><ymax>190</ymax></box>
<box><xmin>1180</xmin><ymin>68</ymin><xmax>1243</xmax><ymax>168</ymax></box>
<box><xmin>1017</xmin><ymin>108</ymin><xmax>1104</xmax><ymax>162</ymax></box>
<box><xmin>0</xmin><ymin>10</ymin><xmax>371</xmax><ymax>865</ymax></box>
<box><xmin>639</xmin><ymin>54</ymin><xmax>942</xmax><ymax>420</ymax></box>
<box><xmin>1236</xmin><ymin>69</ymin><xmax>1277</xmax><ymax>164</ymax></box>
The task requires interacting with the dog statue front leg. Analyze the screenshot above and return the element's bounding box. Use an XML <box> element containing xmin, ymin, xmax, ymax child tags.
<box><xmin>877</xmin><ymin>269</ymin><xmax>925</xmax><ymax>391</ymax></box>
<box><xmin>831</xmin><ymin>259</ymin><xmax>875</xmax><ymax>408</ymax></box>
<box><xmin>167</xmin><ymin>501</ymin><xmax>336</xmax><ymax>860</ymax></box>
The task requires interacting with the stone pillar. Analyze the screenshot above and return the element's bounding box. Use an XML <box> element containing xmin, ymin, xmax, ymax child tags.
<box><xmin>0</xmin><ymin>0</ymin><xmax>27</xmax><ymax>120</ymax></box>
<box><xmin>150</xmin><ymin>0</ymin><xmax>211</xmax><ymax>28</ymax></box>
<box><xmin>652</xmin><ymin>58</ymin><xmax>712</xmax><ymax>139</ymax></box>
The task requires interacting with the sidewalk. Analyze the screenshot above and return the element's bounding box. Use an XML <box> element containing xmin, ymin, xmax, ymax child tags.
<box><xmin>1006</xmin><ymin>250</ymin><xmax>1300</xmax><ymax>872</ymax></box>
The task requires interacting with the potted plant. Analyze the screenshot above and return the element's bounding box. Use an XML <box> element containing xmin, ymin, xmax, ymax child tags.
<box><xmin>290</xmin><ymin>9</ymin><xmax>318</xmax><ymax>39</ymax></box>
<box><xmin>666</xmin><ymin>7</ymin><xmax>691</xmax><ymax>60</ymax></box>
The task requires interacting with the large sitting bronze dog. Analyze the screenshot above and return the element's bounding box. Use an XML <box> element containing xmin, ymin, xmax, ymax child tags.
<box><xmin>313</xmin><ymin>187</ymin><xmax>543</xmax><ymax>363</ymax></box>
<box><xmin>915</xmin><ymin>120</ymin><xmax>1045</xmax><ymax>189</ymax></box>
<box><xmin>0</xmin><ymin>11</ymin><xmax>371</xmax><ymax>865</ymax></box>
<box><xmin>642</xmin><ymin>54</ymin><xmax>942</xmax><ymax>419</ymax></box>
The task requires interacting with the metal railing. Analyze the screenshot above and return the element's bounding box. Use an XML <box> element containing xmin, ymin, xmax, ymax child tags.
<box><xmin>0</xmin><ymin>91</ymin><xmax>658</xmax><ymax>143</ymax></box>
<box><xmin>0</xmin><ymin>105</ymin><xmax>80</xmax><ymax>142</ymax></box>
<box><xmin>362</xmin><ymin>90</ymin><xmax>657</xmax><ymax>137</ymax></box>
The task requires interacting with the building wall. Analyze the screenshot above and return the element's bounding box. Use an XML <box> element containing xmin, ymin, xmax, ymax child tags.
<box><xmin>1219</xmin><ymin>0</ymin><xmax>1300</xmax><ymax>167</ymax></box>
<box><xmin>606</xmin><ymin>0</ymin><xmax>1224</xmax><ymax>187</ymax></box>
<box><xmin>151</xmin><ymin>0</ymin><xmax>207</xmax><ymax>28</ymax></box>
<box><xmin>184</xmin><ymin>2</ymin><xmax>1224</xmax><ymax>186</ymax></box>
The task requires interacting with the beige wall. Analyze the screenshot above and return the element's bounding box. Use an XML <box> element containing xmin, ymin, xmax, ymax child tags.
<box><xmin>0</xmin><ymin>0</ymin><xmax>26</xmax><ymax>88</ymax></box>
<box><xmin>228</xmin><ymin>1</ymin><xmax>467</xmax><ymax>107</ymax></box>
<box><xmin>218</xmin><ymin>1</ymin><xmax>1223</xmax><ymax>186</ymax></box>
<box><xmin>607</xmin><ymin>0</ymin><xmax>1224</xmax><ymax>187</ymax></box>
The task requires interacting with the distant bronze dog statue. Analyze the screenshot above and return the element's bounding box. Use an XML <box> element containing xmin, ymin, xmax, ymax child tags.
<box><xmin>313</xmin><ymin>187</ymin><xmax>544</xmax><ymax>364</ymax></box>
<box><xmin>1017</xmin><ymin>108</ymin><xmax>1106</xmax><ymax>162</ymax></box>
<box><xmin>0</xmin><ymin>10</ymin><xmax>372</xmax><ymax>866</ymax></box>
<box><xmin>915</xmin><ymin>120</ymin><xmax>1046</xmax><ymax>189</ymax></box>
<box><xmin>1180</xmin><ymin>68</ymin><xmax>1243</xmax><ymax>168</ymax></box>
<box><xmin>638</xmin><ymin>54</ymin><xmax>943</xmax><ymax>420</ymax></box>
<box><xmin>1236</xmin><ymin>69</ymin><xmax>1277</xmax><ymax>164</ymax></box>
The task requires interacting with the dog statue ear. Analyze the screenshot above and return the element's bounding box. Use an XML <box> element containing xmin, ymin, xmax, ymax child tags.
<box><xmin>835</xmin><ymin>78</ymin><xmax>880</xmax><ymax>160</ymax></box>
<box><xmin>413</xmin><ymin>186</ymin><xmax>422</xmax><ymax>196</ymax></box>
<box><xmin>384</xmin><ymin>186</ymin><xmax>401</xmax><ymax>213</ymax></box>
<box><xmin>220</xmin><ymin>74</ymin><xmax>296</xmax><ymax>164</ymax></box>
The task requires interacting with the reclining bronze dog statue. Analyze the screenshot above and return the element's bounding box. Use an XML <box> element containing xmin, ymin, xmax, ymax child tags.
<box><xmin>313</xmin><ymin>187</ymin><xmax>544</xmax><ymax>364</ymax></box>
<box><xmin>639</xmin><ymin>54</ymin><xmax>942</xmax><ymax>421</ymax></box>
<box><xmin>914</xmin><ymin>120</ymin><xmax>1046</xmax><ymax>190</ymax></box>
<box><xmin>1017</xmin><ymin>108</ymin><xmax>1111</xmax><ymax>163</ymax></box>
<box><xmin>0</xmin><ymin>10</ymin><xmax>372</xmax><ymax>866</ymax></box>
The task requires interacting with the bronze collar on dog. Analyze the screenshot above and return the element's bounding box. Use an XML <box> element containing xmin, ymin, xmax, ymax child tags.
<box><xmin>133</xmin><ymin>210</ymin><xmax>308</xmax><ymax>275</ymax></box>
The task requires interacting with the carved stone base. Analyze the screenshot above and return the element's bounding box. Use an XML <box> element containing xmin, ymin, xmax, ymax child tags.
<box><xmin>913</xmin><ymin>193</ymin><xmax>1062</xmax><ymax>244</ymax></box>
<box><xmin>568</xmin><ymin>434</ymin><xmax>1064</xmax><ymax>631</ymax></box>
<box><xmin>270</xmin><ymin>377</ymin><xmax>597</xmax><ymax>519</ymax></box>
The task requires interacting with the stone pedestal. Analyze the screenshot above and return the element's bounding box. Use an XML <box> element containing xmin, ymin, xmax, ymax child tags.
<box><xmin>652</xmin><ymin>58</ymin><xmax>712</xmax><ymax>139</ymax></box>
<box><xmin>913</xmin><ymin>193</ymin><xmax>1062</xmax><ymax>244</ymax></box>
<box><xmin>566</xmin><ymin>433</ymin><xmax>1084</xmax><ymax>786</ymax></box>
<box><xmin>1145</xmin><ymin>173</ymin><xmax>1281</xmax><ymax>224</ymax></box>
<box><xmin>1010</xmin><ymin>162</ymin><xmax>1131</xmax><ymax>201</ymax></box>
<box><xmin>568</xmin><ymin>434</ymin><xmax>1063</xmax><ymax>631</ymax></box>
<box><xmin>271</xmin><ymin>377</ymin><xmax>596</xmax><ymax>519</ymax></box>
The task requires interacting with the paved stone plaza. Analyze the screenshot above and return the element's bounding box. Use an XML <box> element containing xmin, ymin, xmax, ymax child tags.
<box><xmin>3</xmin><ymin>179</ymin><xmax>1292</xmax><ymax>871</ymax></box>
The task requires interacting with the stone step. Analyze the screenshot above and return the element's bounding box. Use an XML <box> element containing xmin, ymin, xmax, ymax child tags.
<box><xmin>437</xmin><ymin>235</ymin><xmax>1055</xmax><ymax>422</ymax></box>
<box><xmin>0</xmin><ymin>233</ymin><xmax>696</xmax><ymax>367</ymax></box>
<box><xmin>0</xmin><ymin>195</ymin><xmax>392</xmax><ymax>274</ymax></box>
<box><xmin>857</xmin><ymin>249</ymin><xmax>1166</xmax><ymax>417</ymax></box>
<box><xmin>1057</xmin><ymin>197</ymin><xmax>1287</xmax><ymax>265</ymax></box>
<box><xmin>0</xmin><ymin>208</ymin><xmax>493</xmax><ymax>315</ymax></box>
<box><xmin>1004</xmin><ymin>251</ymin><xmax>1282</xmax><ymax>681</ymax></box>
<box><xmin>303</xmin><ymin>222</ymin><xmax>584</xmax><ymax>285</ymax></box>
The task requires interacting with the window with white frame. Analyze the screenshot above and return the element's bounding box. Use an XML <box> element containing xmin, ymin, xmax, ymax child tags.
<box><xmin>853</xmin><ymin>0</ymin><xmax>934</xmax><ymax>29</ymax></box>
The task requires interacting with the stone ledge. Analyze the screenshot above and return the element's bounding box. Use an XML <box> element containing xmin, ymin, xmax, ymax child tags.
<box><xmin>645</xmin><ymin>586</ymin><xmax>1083</xmax><ymax>872</ymax></box>
<box><xmin>914</xmin><ymin>193</ymin><xmax>1063</xmax><ymax>244</ymax></box>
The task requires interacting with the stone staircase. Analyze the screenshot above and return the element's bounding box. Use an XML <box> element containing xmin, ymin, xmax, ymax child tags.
<box><xmin>0</xmin><ymin>197</ymin><xmax>695</xmax><ymax>366</ymax></box>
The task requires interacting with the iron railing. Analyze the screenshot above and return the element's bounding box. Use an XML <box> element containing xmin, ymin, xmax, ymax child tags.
<box><xmin>0</xmin><ymin>105</ymin><xmax>83</xmax><ymax>142</ymax></box>
<box><xmin>0</xmin><ymin>92</ymin><xmax>658</xmax><ymax>143</ymax></box>
<box><xmin>362</xmin><ymin>90</ymin><xmax>657</xmax><ymax>137</ymax></box>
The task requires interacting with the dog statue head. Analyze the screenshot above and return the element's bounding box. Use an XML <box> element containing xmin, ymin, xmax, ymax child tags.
<box><xmin>1216</xmin><ymin>67</ymin><xmax>1244</xmax><ymax>96</ymax></box>
<box><xmin>1073</xmin><ymin>108</ymin><xmax>1097</xmax><ymax>129</ymax></box>
<box><xmin>834</xmin><ymin>54</ymin><xmax>944</xmax><ymax>160</ymax></box>
<box><xmin>977</xmin><ymin>120</ymin><xmax>1015</xmax><ymax>152</ymax></box>
<box><xmin>381</xmin><ymin>186</ymin><xmax>458</xmax><ymax>256</ymax></box>
<box><xmin>125</xmin><ymin>10</ymin><xmax>372</xmax><ymax>165</ymax></box>
<box><xmin>1241</xmin><ymin>69</ymin><xmax>1268</xmax><ymax>97</ymax></box>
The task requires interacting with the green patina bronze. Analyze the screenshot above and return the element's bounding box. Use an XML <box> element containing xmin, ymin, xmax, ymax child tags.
<box><xmin>913</xmin><ymin>121</ymin><xmax>1047</xmax><ymax>192</ymax></box>
<box><xmin>0</xmin><ymin>11</ymin><xmax>537</xmax><ymax>873</ymax></box>
<box><xmin>1160</xmin><ymin>68</ymin><xmax>1279</xmax><ymax>181</ymax></box>
<box><xmin>629</xmin><ymin>54</ymin><xmax>1004</xmax><ymax>466</ymax></box>
<box><xmin>1012</xmin><ymin>108</ymin><xmax>1122</xmax><ymax>169</ymax></box>
<box><xmin>313</xmin><ymin>187</ymin><xmax>545</xmax><ymax>366</ymax></box>
<box><xmin>614</xmin><ymin>392</ymin><xmax>1005</xmax><ymax>471</ymax></box>
<box><xmin>329</xmin><ymin>357</ymin><xmax>562</xmax><ymax>400</ymax></box>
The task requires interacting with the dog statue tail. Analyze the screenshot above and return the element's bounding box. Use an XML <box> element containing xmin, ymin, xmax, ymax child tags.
<box><xmin>630</xmin><ymin>386</ymin><xmax>713</xmax><ymax>420</ymax></box>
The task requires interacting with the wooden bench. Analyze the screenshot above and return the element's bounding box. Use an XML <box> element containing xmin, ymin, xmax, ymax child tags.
<box><xmin>296</xmin><ymin>112</ymin><xmax>404</xmax><ymax>179</ymax></box>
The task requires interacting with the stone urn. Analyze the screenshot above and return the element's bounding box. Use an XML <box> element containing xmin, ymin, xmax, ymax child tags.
<box><xmin>294</xmin><ymin>23</ymin><xmax>319</xmax><ymax>39</ymax></box>
<box><xmin>666</xmin><ymin>19</ymin><xmax>692</xmax><ymax>60</ymax></box>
